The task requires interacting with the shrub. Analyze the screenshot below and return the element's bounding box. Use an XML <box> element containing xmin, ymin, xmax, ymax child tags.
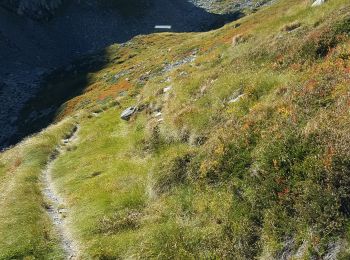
<box><xmin>282</xmin><ymin>21</ymin><xmax>301</xmax><ymax>32</ymax></box>
<box><xmin>153</xmin><ymin>149</ymin><xmax>195</xmax><ymax>194</ymax></box>
<box><xmin>301</xmin><ymin>16</ymin><xmax>350</xmax><ymax>59</ymax></box>
<box><xmin>96</xmin><ymin>208</ymin><xmax>142</xmax><ymax>235</ymax></box>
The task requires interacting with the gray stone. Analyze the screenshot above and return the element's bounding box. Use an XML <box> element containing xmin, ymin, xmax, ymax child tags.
<box><xmin>228</xmin><ymin>94</ymin><xmax>245</xmax><ymax>104</ymax></box>
<box><xmin>120</xmin><ymin>106</ymin><xmax>136</xmax><ymax>121</ymax></box>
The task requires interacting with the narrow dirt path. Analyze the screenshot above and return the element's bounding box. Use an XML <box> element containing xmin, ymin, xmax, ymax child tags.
<box><xmin>42</xmin><ymin>125</ymin><xmax>80</xmax><ymax>259</ymax></box>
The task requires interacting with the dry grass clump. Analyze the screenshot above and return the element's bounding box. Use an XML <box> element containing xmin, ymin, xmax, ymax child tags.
<box><xmin>96</xmin><ymin>208</ymin><xmax>143</xmax><ymax>234</ymax></box>
<box><xmin>282</xmin><ymin>21</ymin><xmax>301</xmax><ymax>32</ymax></box>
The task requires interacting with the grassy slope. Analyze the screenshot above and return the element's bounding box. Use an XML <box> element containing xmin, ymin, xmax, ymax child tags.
<box><xmin>1</xmin><ymin>0</ymin><xmax>350</xmax><ymax>258</ymax></box>
<box><xmin>52</xmin><ymin>109</ymin><xmax>151</xmax><ymax>258</ymax></box>
<box><xmin>0</xmin><ymin>118</ymin><xmax>77</xmax><ymax>259</ymax></box>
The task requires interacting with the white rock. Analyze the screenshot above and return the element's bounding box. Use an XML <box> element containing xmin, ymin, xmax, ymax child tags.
<box><xmin>58</xmin><ymin>208</ymin><xmax>68</xmax><ymax>214</ymax></box>
<box><xmin>163</xmin><ymin>86</ymin><xmax>172</xmax><ymax>93</ymax></box>
<box><xmin>154</xmin><ymin>112</ymin><xmax>162</xmax><ymax>118</ymax></box>
<box><xmin>228</xmin><ymin>94</ymin><xmax>245</xmax><ymax>104</ymax></box>
<box><xmin>312</xmin><ymin>0</ymin><xmax>325</xmax><ymax>7</ymax></box>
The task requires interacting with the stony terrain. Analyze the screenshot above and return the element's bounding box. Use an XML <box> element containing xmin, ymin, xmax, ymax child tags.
<box><xmin>190</xmin><ymin>0</ymin><xmax>272</xmax><ymax>13</ymax></box>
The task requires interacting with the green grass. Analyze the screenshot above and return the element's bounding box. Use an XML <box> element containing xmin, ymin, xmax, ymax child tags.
<box><xmin>0</xmin><ymin>118</ymin><xmax>76</xmax><ymax>259</ymax></box>
<box><xmin>1</xmin><ymin>0</ymin><xmax>350</xmax><ymax>258</ymax></box>
<box><xmin>50</xmin><ymin>108</ymin><xmax>151</xmax><ymax>258</ymax></box>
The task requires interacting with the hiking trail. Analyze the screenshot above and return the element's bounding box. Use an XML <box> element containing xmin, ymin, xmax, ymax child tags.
<box><xmin>42</xmin><ymin>125</ymin><xmax>80</xmax><ymax>259</ymax></box>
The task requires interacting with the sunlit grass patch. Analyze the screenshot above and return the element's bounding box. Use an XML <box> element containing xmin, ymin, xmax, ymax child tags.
<box><xmin>0</xmin><ymin>118</ymin><xmax>76</xmax><ymax>259</ymax></box>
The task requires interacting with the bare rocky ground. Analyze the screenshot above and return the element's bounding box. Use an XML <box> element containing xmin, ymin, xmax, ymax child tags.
<box><xmin>42</xmin><ymin>125</ymin><xmax>80</xmax><ymax>259</ymax></box>
<box><xmin>190</xmin><ymin>0</ymin><xmax>272</xmax><ymax>13</ymax></box>
<box><xmin>0</xmin><ymin>0</ymin><xmax>244</xmax><ymax>149</ymax></box>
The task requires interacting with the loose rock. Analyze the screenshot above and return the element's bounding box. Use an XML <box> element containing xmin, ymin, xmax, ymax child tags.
<box><xmin>121</xmin><ymin>106</ymin><xmax>136</xmax><ymax>121</ymax></box>
<box><xmin>312</xmin><ymin>0</ymin><xmax>326</xmax><ymax>7</ymax></box>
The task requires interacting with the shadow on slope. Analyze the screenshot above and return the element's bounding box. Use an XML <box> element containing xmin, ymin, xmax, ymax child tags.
<box><xmin>1</xmin><ymin>0</ymin><xmax>243</xmax><ymax>148</ymax></box>
<box><xmin>0</xmin><ymin>0</ymin><xmax>241</xmax><ymax>69</ymax></box>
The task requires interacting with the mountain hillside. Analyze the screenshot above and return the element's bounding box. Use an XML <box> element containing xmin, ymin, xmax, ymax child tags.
<box><xmin>1</xmin><ymin>0</ymin><xmax>350</xmax><ymax>259</ymax></box>
<box><xmin>0</xmin><ymin>0</ymin><xmax>258</xmax><ymax>149</ymax></box>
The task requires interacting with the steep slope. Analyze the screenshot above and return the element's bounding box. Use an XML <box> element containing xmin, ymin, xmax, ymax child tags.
<box><xmin>0</xmin><ymin>0</ymin><xmax>243</xmax><ymax>149</ymax></box>
<box><xmin>1</xmin><ymin>0</ymin><xmax>350</xmax><ymax>258</ymax></box>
